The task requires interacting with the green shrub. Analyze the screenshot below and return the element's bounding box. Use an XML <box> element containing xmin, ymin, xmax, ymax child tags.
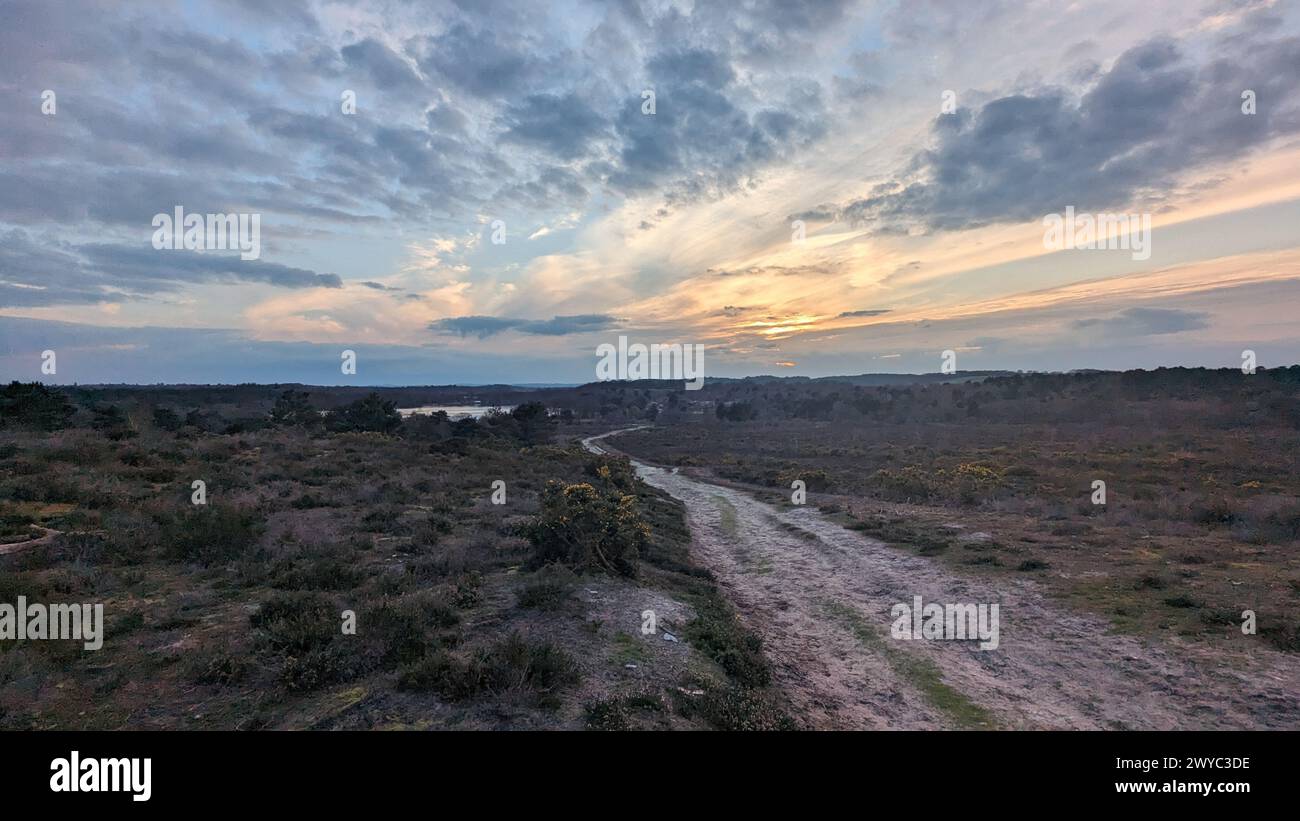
<box><xmin>516</xmin><ymin>565</ymin><xmax>577</xmax><ymax>610</ymax></box>
<box><xmin>524</xmin><ymin>478</ymin><xmax>647</xmax><ymax>577</ymax></box>
<box><xmin>396</xmin><ymin>650</ymin><xmax>473</xmax><ymax>696</ymax></box>
<box><xmin>250</xmin><ymin>592</ymin><xmax>337</xmax><ymax>654</ymax></box>
<box><xmin>152</xmin><ymin>407</ymin><xmax>182</xmax><ymax>431</ymax></box>
<box><xmin>162</xmin><ymin>505</ymin><xmax>263</xmax><ymax>566</ymax></box>
<box><xmin>188</xmin><ymin>646</ymin><xmax>251</xmax><ymax>686</ymax></box>
<box><xmin>269</xmin><ymin>390</ymin><xmax>322</xmax><ymax>428</ymax></box>
<box><xmin>281</xmin><ymin>643</ymin><xmax>361</xmax><ymax>691</ymax></box>
<box><xmin>362</xmin><ymin>593</ymin><xmax>458</xmax><ymax>668</ymax></box>
<box><xmin>397</xmin><ymin>634</ymin><xmax>579</xmax><ymax>705</ymax></box>
<box><xmin>477</xmin><ymin>633</ymin><xmax>579</xmax><ymax>697</ymax></box>
<box><xmin>684</xmin><ymin>597</ymin><xmax>771</xmax><ymax>688</ymax></box>
<box><xmin>325</xmin><ymin>393</ymin><xmax>402</xmax><ymax>434</ymax></box>
<box><xmin>271</xmin><ymin>553</ymin><xmax>364</xmax><ymax>591</ymax></box>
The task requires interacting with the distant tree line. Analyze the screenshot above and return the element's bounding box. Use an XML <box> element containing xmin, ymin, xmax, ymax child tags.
<box><xmin>0</xmin><ymin>382</ymin><xmax>561</xmax><ymax>446</ymax></box>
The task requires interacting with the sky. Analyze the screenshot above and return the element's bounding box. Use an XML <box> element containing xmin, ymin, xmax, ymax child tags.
<box><xmin>2</xmin><ymin>0</ymin><xmax>1299</xmax><ymax>385</ymax></box>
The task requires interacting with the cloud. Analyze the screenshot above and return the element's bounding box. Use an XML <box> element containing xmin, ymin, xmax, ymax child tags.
<box><xmin>77</xmin><ymin>244</ymin><xmax>343</xmax><ymax>290</ymax></box>
<box><xmin>429</xmin><ymin>313</ymin><xmax>619</xmax><ymax>338</ymax></box>
<box><xmin>0</xmin><ymin>0</ymin><xmax>846</xmax><ymax>256</ymax></box>
<box><xmin>502</xmin><ymin>93</ymin><xmax>609</xmax><ymax>159</ymax></box>
<box><xmin>1070</xmin><ymin>307</ymin><xmax>1210</xmax><ymax>336</ymax></box>
<box><xmin>416</xmin><ymin>22</ymin><xmax>541</xmax><ymax>98</ymax></box>
<box><xmin>340</xmin><ymin>38</ymin><xmax>423</xmax><ymax>90</ymax></box>
<box><xmin>838</xmin><ymin>308</ymin><xmax>892</xmax><ymax>318</ymax></box>
<box><xmin>429</xmin><ymin>316</ymin><xmax>522</xmax><ymax>338</ymax></box>
<box><xmin>0</xmin><ymin>230</ymin><xmax>340</xmax><ymax>308</ymax></box>
<box><xmin>829</xmin><ymin>32</ymin><xmax>1300</xmax><ymax>233</ymax></box>
<box><xmin>0</xmin><ymin>315</ymin><xmax>600</xmax><ymax>386</ymax></box>
<box><xmin>3</xmin><ymin>0</ymin><xmax>1298</xmax><ymax>385</ymax></box>
<box><xmin>605</xmin><ymin>46</ymin><xmax>829</xmax><ymax>204</ymax></box>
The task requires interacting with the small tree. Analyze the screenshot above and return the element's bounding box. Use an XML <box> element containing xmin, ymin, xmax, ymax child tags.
<box><xmin>716</xmin><ymin>401</ymin><xmax>758</xmax><ymax>422</ymax></box>
<box><xmin>152</xmin><ymin>406</ymin><xmax>182</xmax><ymax>431</ymax></box>
<box><xmin>91</xmin><ymin>403</ymin><xmax>136</xmax><ymax>440</ymax></box>
<box><xmin>510</xmin><ymin>401</ymin><xmax>550</xmax><ymax>444</ymax></box>
<box><xmin>269</xmin><ymin>389</ymin><xmax>321</xmax><ymax>429</ymax></box>
<box><xmin>325</xmin><ymin>392</ymin><xmax>403</xmax><ymax>434</ymax></box>
<box><xmin>184</xmin><ymin>407</ymin><xmax>212</xmax><ymax>432</ymax></box>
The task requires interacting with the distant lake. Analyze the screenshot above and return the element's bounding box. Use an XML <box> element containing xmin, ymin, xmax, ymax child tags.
<box><xmin>397</xmin><ymin>404</ymin><xmax>512</xmax><ymax>419</ymax></box>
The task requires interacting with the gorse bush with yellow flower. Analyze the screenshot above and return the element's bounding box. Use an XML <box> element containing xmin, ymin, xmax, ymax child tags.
<box><xmin>523</xmin><ymin>457</ymin><xmax>650</xmax><ymax>577</ymax></box>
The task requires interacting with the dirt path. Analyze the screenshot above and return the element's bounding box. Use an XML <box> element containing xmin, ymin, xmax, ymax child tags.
<box><xmin>0</xmin><ymin>526</ymin><xmax>59</xmax><ymax>555</ymax></box>
<box><xmin>584</xmin><ymin>430</ymin><xmax>1300</xmax><ymax>729</ymax></box>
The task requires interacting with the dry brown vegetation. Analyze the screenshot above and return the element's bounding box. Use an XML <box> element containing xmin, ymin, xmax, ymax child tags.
<box><xmin>608</xmin><ymin>368</ymin><xmax>1300</xmax><ymax>655</ymax></box>
<box><xmin>5</xmin><ymin>367</ymin><xmax>1297</xmax><ymax>730</ymax></box>
<box><xmin>0</xmin><ymin>384</ymin><xmax>787</xmax><ymax>730</ymax></box>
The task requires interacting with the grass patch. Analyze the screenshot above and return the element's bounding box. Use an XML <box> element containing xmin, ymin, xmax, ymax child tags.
<box><xmin>823</xmin><ymin>599</ymin><xmax>996</xmax><ymax>729</ymax></box>
<box><xmin>683</xmin><ymin>595</ymin><xmax>771</xmax><ymax>689</ymax></box>
<box><xmin>714</xmin><ymin>495</ymin><xmax>738</xmax><ymax>536</ymax></box>
<box><xmin>612</xmin><ymin>630</ymin><xmax>650</xmax><ymax>666</ymax></box>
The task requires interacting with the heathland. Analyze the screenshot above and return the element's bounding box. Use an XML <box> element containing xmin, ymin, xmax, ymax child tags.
<box><xmin>2</xmin><ymin>367</ymin><xmax>1297</xmax><ymax>729</ymax></box>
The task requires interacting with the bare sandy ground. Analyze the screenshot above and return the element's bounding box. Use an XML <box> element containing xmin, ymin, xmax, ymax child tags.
<box><xmin>585</xmin><ymin>430</ymin><xmax>1300</xmax><ymax>730</ymax></box>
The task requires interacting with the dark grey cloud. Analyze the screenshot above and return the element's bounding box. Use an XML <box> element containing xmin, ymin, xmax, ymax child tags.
<box><xmin>77</xmin><ymin>244</ymin><xmax>342</xmax><ymax>290</ymax></box>
<box><xmin>341</xmin><ymin>38</ymin><xmax>424</xmax><ymax>90</ymax></box>
<box><xmin>214</xmin><ymin>0</ymin><xmax>320</xmax><ymax>32</ymax></box>
<box><xmin>607</xmin><ymin>49</ymin><xmax>829</xmax><ymax>204</ymax></box>
<box><xmin>0</xmin><ymin>233</ymin><xmax>127</xmax><ymax>308</ymax></box>
<box><xmin>647</xmin><ymin>0</ymin><xmax>857</xmax><ymax>67</ymax></box>
<box><xmin>0</xmin><ymin>230</ymin><xmax>340</xmax><ymax>308</ymax></box>
<box><xmin>430</xmin><ymin>314</ymin><xmax>618</xmax><ymax>338</ymax></box>
<box><xmin>353</xmin><ymin>281</ymin><xmax>426</xmax><ymax>302</ymax></box>
<box><xmin>426</xmin><ymin>102</ymin><xmax>471</xmax><ymax>135</ymax></box>
<box><xmin>824</xmin><ymin>32</ymin><xmax>1300</xmax><ymax>233</ymax></box>
<box><xmin>518</xmin><ymin>314</ymin><xmax>619</xmax><ymax>335</ymax></box>
<box><xmin>646</xmin><ymin>48</ymin><xmax>736</xmax><ymax>88</ymax></box>
<box><xmin>429</xmin><ymin>316</ymin><xmax>520</xmax><ymax>339</ymax></box>
<box><xmin>417</xmin><ymin>23</ymin><xmax>541</xmax><ymax>98</ymax></box>
<box><xmin>838</xmin><ymin>309</ymin><xmax>892</xmax><ymax>318</ymax></box>
<box><xmin>1071</xmin><ymin>307</ymin><xmax>1210</xmax><ymax>336</ymax></box>
<box><xmin>492</xmin><ymin>166</ymin><xmax>590</xmax><ymax>214</ymax></box>
<box><xmin>0</xmin><ymin>0</ymin><xmax>846</xmax><ymax>260</ymax></box>
<box><xmin>502</xmin><ymin>93</ymin><xmax>609</xmax><ymax>158</ymax></box>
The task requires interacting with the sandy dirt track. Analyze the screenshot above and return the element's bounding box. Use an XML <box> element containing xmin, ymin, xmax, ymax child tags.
<box><xmin>585</xmin><ymin>430</ymin><xmax>1300</xmax><ymax>729</ymax></box>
